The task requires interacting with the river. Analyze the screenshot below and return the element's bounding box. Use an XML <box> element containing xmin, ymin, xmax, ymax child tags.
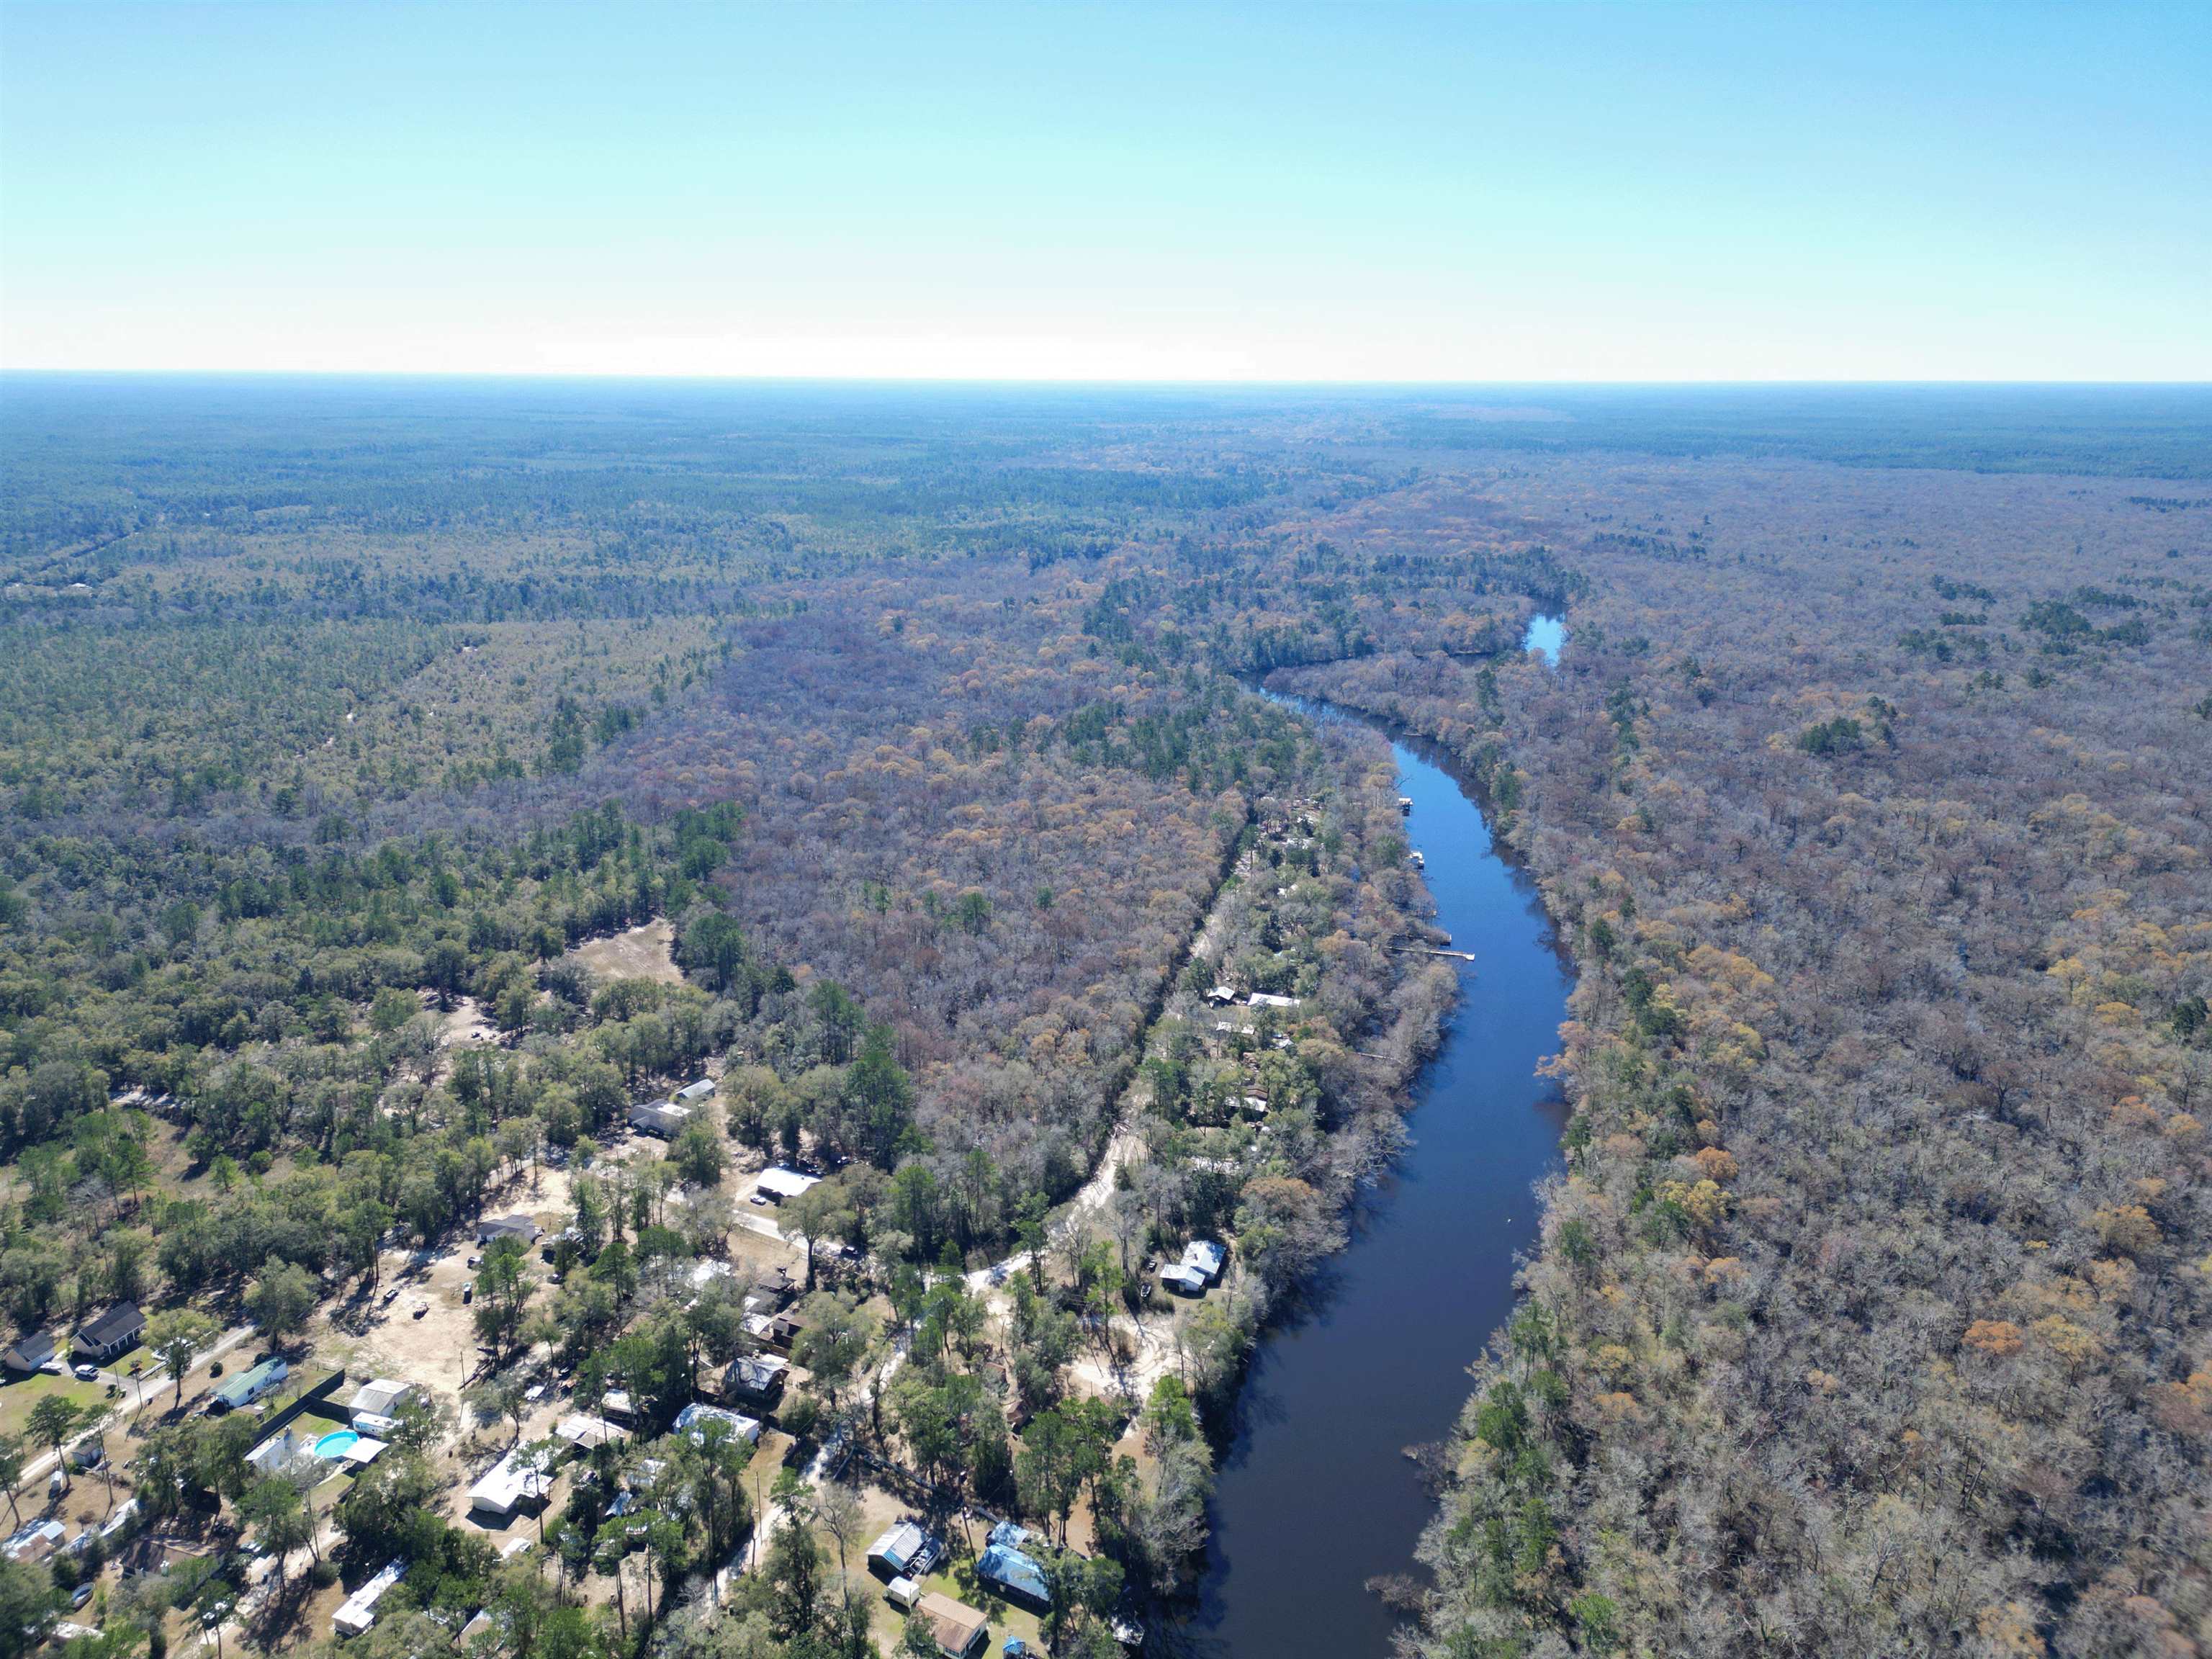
<box><xmin>1184</xmin><ymin>624</ymin><xmax>1573</xmax><ymax>1656</ymax></box>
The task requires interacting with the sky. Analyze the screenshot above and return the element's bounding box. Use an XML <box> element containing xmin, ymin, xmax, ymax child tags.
<box><xmin>1</xmin><ymin>1</ymin><xmax>2206</xmax><ymax>382</ymax></box>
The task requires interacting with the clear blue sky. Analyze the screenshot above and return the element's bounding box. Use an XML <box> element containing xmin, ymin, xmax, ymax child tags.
<box><xmin>1</xmin><ymin>1</ymin><xmax>2205</xmax><ymax>381</ymax></box>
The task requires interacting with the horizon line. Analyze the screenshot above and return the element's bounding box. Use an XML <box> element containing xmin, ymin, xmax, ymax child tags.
<box><xmin>4</xmin><ymin>369</ymin><xmax>2210</xmax><ymax>391</ymax></box>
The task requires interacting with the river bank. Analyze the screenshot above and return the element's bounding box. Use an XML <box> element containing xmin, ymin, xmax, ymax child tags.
<box><xmin>1178</xmin><ymin>667</ymin><xmax>1575</xmax><ymax>1657</ymax></box>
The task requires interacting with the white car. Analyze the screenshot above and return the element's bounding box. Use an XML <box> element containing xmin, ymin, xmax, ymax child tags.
<box><xmin>72</xmin><ymin>1363</ymin><xmax>99</xmax><ymax>1382</ymax></box>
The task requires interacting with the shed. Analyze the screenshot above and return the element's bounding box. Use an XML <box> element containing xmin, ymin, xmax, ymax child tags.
<box><xmin>915</xmin><ymin>1591</ymin><xmax>991</xmax><ymax>1658</ymax></box>
<box><xmin>72</xmin><ymin>1302</ymin><xmax>145</xmax><ymax>1362</ymax></box>
<box><xmin>673</xmin><ymin>1079</ymin><xmax>716</xmax><ymax>1104</ymax></box>
<box><xmin>1</xmin><ymin>1331</ymin><xmax>55</xmax><ymax>1375</ymax></box>
<box><xmin>1246</xmin><ymin>992</ymin><xmax>1300</xmax><ymax>1010</ymax></box>
<box><xmin>347</xmin><ymin>1377</ymin><xmax>418</xmax><ymax>1435</ymax></box>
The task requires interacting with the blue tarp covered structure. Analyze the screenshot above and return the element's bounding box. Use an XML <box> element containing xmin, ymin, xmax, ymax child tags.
<box><xmin>977</xmin><ymin>1542</ymin><xmax>1050</xmax><ymax>1609</ymax></box>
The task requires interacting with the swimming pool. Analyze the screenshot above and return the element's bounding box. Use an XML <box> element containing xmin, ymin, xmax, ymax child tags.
<box><xmin>313</xmin><ymin>1429</ymin><xmax>361</xmax><ymax>1460</ymax></box>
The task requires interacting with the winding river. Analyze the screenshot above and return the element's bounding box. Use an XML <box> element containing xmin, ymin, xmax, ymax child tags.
<box><xmin>1187</xmin><ymin>624</ymin><xmax>1573</xmax><ymax>1655</ymax></box>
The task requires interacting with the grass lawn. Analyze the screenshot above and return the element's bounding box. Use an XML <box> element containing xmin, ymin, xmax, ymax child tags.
<box><xmin>0</xmin><ymin>1371</ymin><xmax>109</xmax><ymax>1442</ymax></box>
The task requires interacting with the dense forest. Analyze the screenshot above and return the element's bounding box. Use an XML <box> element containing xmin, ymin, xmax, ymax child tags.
<box><xmin>1</xmin><ymin>379</ymin><xmax>2208</xmax><ymax>1659</ymax></box>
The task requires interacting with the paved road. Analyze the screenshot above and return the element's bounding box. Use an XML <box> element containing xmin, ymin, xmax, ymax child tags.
<box><xmin>15</xmin><ymin>1323</ymin><xmax>256</xmax><ymax>1489</ymax></box>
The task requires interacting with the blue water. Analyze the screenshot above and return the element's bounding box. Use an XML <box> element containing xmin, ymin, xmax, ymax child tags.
<box><xmin>1524</xmin><ymin>612</ymin><xmax>1565</xmax><ymax>665</ymax></box>
<box><xmin>314</xmin><ymin>1429</ymin><xmax>361</xmax><ymax>1459</ymax></box>
<box><xmin>1187</xmin><ymin>693</ymin><xmax>1573</xmax><ymax>1657</ymax></box>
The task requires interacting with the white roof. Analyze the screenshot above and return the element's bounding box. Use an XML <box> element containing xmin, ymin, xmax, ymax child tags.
<box><xmin>1183</xmin><ymin>1239</ymin><xmax>1227</xmax><ymax>1278</ymax></box>
<box><xmin>554</xmin><ymin>1412</ymin><xmax>629</xmax><ymax>1449</ymax></box>
<box><xmin>333</xmin><ymin>1558</ymin><xmax>405</xmax><ymax>1635</ymax></box>
<box><xmin>342</xmin><ymin>1437</ymin><xmax>387</xmax><ymax>1467</ymax></box>
<box><xmin>467</xmin><ymin>1447</ymin><xmax>554</xmax><ymax>1515</ymax></box>
<box><xmin>690</xmin><ymin>1259</ymin><xmax>737</xmax><ymax>1289</ymax></box>
<box><xmin>348</xmin><ymin>1377</ymin><xmax>413</xmax><ymax>1418</ymax></box>
<box><xmin>755</xmin><ymin>1166</ymin><xmax>820</xmax><ymax>1201</ymax></box>
<box><xmin>1246</xmin><ymin>992</ymin><xmax>1300</xmax><ymax>1009</ymax></box>
<box><xmin>673</xmin><ymin>1402</ymin><xmax>761</xmax><ymax>1444</ymax></box>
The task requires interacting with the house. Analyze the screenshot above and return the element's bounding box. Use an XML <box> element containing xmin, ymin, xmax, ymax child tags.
<box><xmin>765</xmin><ymin>1308</ymin><xmax>810</xmax><ymax>1351</ymax></box>
<box><xmin>914</xmin><ymin>1591</ymin><xmax>990</xmax><ymax>1659</ymax></box>
<box><xmin>1205</xmin><ymin>984</ymin><xmax>1239</xmax><ymax>1006</ymax></box>
<box><xmin>333</xmin><ymin>1558</ymin><xmax>405</xmax><ymax>1637</ymax></box>
<box><xmin>347</xmin><ymin>1377</ymin><xmax>418</xmax><ymax>1435</ymax></box>
<box><xmin>1</xmin><ymin>1331</ymin><xmax>55</xmax><ymax>1375</ymax></box>
<box><xmin>976</xmin><ymin>1540</ymin><xmax>1051</xmax><ymax>1610</ymax></box>
<box><xmin>72</xmin><ymin>1302</ymin><xmax>145</xmax><ymax>1364</ymax></box>
<box><xmin>553</xmin><ymin>1412</ymin><xmax>628</xmax><ymax>1452</ymax></box>
<box><xmin>601</xmin><ymin>1389</ymin><xmax>636</xmax><ymax>1422</ymax></box>
<box><xmin>753</xmin><ymin>1166</ymin><xmax>820</xmax><ymax>1204</ymax></box>
<box><xmin>629</xmin><ymin>1101</ymin><xmax>691</xmax><ymax>1138</ymax></box>
<box><xmin>477</xmin><ymin>1215</ymin><xmax>541</xmax><ymax>1246</ymax></box>
<box><xmin>210</xmin><ymin>1357</ymin><xmax>288</xmax><ymax>1414</ymax></box>
<box><xmin>673</xmin><ymin>1401</ymin><xmax>762</xmax><ymax>1445</ymax></box>
<box><xmin>673</xmin><ymin>1079</ymin><xmax>716</xmax><ymax>1105</ymax></box>
<box><xmin>1182</xmin><ymin>1239</ymin><xmax>1228</xmax><ymax>1284</ymax></box>
<box><xmin>721</xmin><ymin>1353</ymin><xmax>788</xmax><ymax>1406</ymax></box>
<box><xmin>866</xmin><ymin>1521</ymin><xmax>940</xmax><ymax>1580</ymax></box>
<box><xmin>467</xmin><ymin>1447</ymin><xmax>554</xmax><ymax>1518</ymax></box>
<box><xmin>2</xmin><ymin>1519</ymin><xmax>66</xmax><ymax>1564</ymax></box>
<box><xmin>1157</xmin><ymin>1263</ymin><xmax>1207</xmax><ymax>1297</ymax></box>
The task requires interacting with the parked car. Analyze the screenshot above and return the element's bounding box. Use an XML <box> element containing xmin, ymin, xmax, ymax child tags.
<box><xmin>411</xmin><ymin>1302</ymin><xmax>428</xmax><ymax>1319</ymax></box>
<box><xmin>462</xmin><ymin>1285</ymin><xmax>475</xmax><ymax>1304</ymax></box>
<box><xmin>72</xmin><ymin>1362</ymin><xmax>99</xmax><ymax>1382</ymax></box>
<box><xmin>70</xmin><ymin>1583</ymin><xmax>94</xmax><ymax>1609</ymax></box>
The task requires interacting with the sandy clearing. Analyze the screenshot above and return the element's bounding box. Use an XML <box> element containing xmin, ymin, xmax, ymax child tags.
<box><xmin>566</xmin><ymin>918</ymin><xmax>683</xmax><ymax>985</ymax></box>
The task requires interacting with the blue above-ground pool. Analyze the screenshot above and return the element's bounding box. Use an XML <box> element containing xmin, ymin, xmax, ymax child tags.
<box><xmin>313</xmin><ymin>1429</ymin><xmax>361</xmax><ymax>1460</ymax></box>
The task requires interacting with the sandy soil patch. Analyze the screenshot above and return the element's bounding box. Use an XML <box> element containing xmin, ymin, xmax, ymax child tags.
<box><xmin>566</xmin><ymin>919</ymin><xmax>683</xmax><ymax>986</ymax></box>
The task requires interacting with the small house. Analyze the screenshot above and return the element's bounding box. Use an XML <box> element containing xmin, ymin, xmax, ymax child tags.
<box><xmin>673</xmin><ymin>1079</ymin><xmax>716</xmax><ymax>1105</ymax></box>
<box><xmin>72</xmin><ymin>1302</ymin><xmax>145</xmax><ymax>1364</ymax></box>
<box><xmin>1157</xmin><ymin>1264</ymin><xmax>1206</xmax><ymax>1297</ymax></box>
<box><xmin>721</xmin><ymin>1353</ymin><xmax>788</xmax><ymax>1406</ymax></box>
<box><xmin>1205</xmin><ymin>984</ymin><xmax>1239</xmax><ymax>1006</ymax></box>
<box><xmin>753</xmin><ymin>1166</ymin><xmax>820</xmax><ymax>1205</ymax></box>
<box><xmin>914</xmin><ymin>1591</ymin><xmax>990</xmax><ymax>1658</ymax></box>
<box><xmin>467</xmin><ymin>1447</ymin><xmax>554</xmax><ymax>1518</ymax></box>
<box><xmin>866</xmin><ymin>1520</ymin><xmax>940</xmax><ymax>1581</ymax></box>
<box><xmin>332</xmin><ymin>1558</ymin><xmax>405</xmax><ymax>1637</ymax></box>
<box><xmin>629</xmin><ymin>1101</ymin><xmax>691</xmax><ymax>1138</ymax></box>
<box><xmin>553</xmin><ymin>1411</ymin><xmax>628</xmax><ymax>1452</ymax></box>
<box><xmin>1182</xmin><ymin>1239</ymin><xmax>1228</xmax><ymax>1284</ymax></box>
<box><xmin>976</xmin><ymin>1541</ymin><xmax>1051</xmax><ymax>1611</ymax></box>
<box><xmin>1</xmin><ymin>1331</ymin><xmax>55</xmax><ymax>1375</ymax></box>
<box><xmin>1</xmin><ymin>1519</ymin><xmax>66</xmax><ymax>1564</ymax></box>
<box><xmin>210</xmin><ymin>1357</ymin><xmax>289</xmax><ymax>1414</ymax></box>
<box><xmin>477</xmin><ymin>1215</ymin><xmax>541</xmax><ymax>1246</ymax></box>
<box><xmin>673</xmin><ymin>1401</ymin><xmax>763</xmax><ymax>1445</ymax></box>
